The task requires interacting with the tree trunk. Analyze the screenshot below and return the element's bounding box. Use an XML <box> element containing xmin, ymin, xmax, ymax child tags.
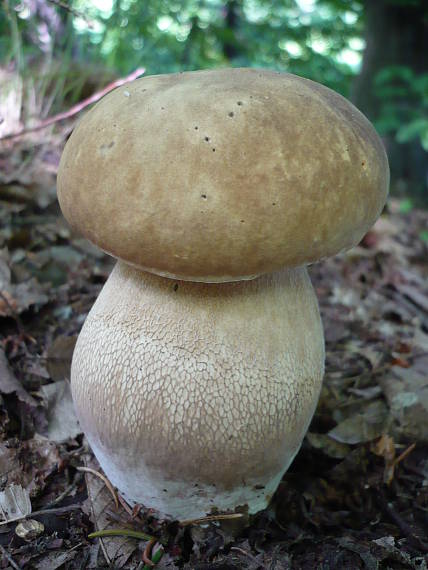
<box><xmin>223</xmin><ymin>0</ymin><xmax>240</xmax><ymax>61</ymax></box>
<box><xmin>352</xmin><ymin>0</ymin><xmax>428</xmax><ymax>203</ymax></box>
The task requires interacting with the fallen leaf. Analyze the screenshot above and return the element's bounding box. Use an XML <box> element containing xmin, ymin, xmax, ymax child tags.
<box><xmin>83</xmin><ymin>454</ymin><xmax>137</xmax><ymax>567</ymax></box>
<box><xmin>40</xmin><ymin>380</ymin><xmax>80</xmax><ymax>442</ymax></box>
<box><xmin>379</xmin><ymin>356</ymin><xmax>428</xmax><ymax>441</ymax></box>
<box><xmin>372</xmin><ymin>434</ymin><xmax>396</xmax><ymax>484</ymax></box>
<box><xmin>19</xmin><ymin>436</ymin><xmax>63</xmax><ymax>496</ymax></box>
<box><xmin>45</xmin><ymin>335</ymin><xmax>77</xmax><ymax>381</ymax></box>
<box><xmin>0</xmin><ymin>249</ymin><xmax>49</xmax><ymax>316</ymax></box>
<box><xmin>0</xmin><ymin>348</ymin><xmax>36</xmax><ymax>405</ymax></box>
<box><xmin>328</xmin><ymin>401</ymin><xmax>389</xmax><ymax>444</ymax></box>
<box><xmin>306</xmin><ymin>433</ymin><xmax>350</xmax><ymax>458</ymax></box>
<box><xmin>33</xmin><ymin>549</ymin><xmax>78</xmax><ymax>570</ymax></box>
<box><xmin>0</xmin><ymin>483</ymin><xmax>31</xmax><ymax>524</ymax></box>
<box><xmin>0</xmin><ymin>442</ymin><xmax>22</xmax><ymax>487</ymax></box>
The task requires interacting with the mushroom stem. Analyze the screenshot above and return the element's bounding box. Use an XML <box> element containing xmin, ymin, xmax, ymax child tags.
<box><xmin>71</xmin><ymin>261</ymin><xmax>324</xmax><ymax>520</ymax></box>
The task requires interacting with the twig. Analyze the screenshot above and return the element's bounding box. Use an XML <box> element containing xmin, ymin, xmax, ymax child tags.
<box><xmin>31</xmin><ymin>504</ymin><xmax>82</xmax><ymax>517</ymax></box>
<box><xmin>77</xmin><ymin>466</ymin><xmax>119</xmax><ymax>510</ymax></box>
<box><xmin>44</xmin><ymin>472</ymin><xmax>83</xmax><ymax>508</ymax></box>
<box><xmin>142</xmin><ymin>537</ymin><xmax>156</xmax><ymax>567</ymax></box>
<box><xmin>46</xmin><ymin>0</ymin><xmax>95</xmax><ymax>28</ymax></box>
<box><xmin>114</xmin><ymin>494</ymin><xmax>145</xmax><ymax>525</ymax></box>
<box><xmin>179</xmin><ymin>512</ymin><xmax>244</xmax><ymax>526</ymax></box>
<box><xmin>0</xmin><ymin>544</ymin><xmax>20</xmax><ymax>570</ymax></box>
<box><xmin>88</xmin><ymin>528</ymin><xmax>155</xmax><ymax>541</ymax></box>
<box><xmin>117</xmin><ymin>492</ymin><xmax>134</xmax><ymax>517</ymax></box>
<box><xmin>143</xmin><ymin>544</ymin><xmax>164</xmax><ymax>570</ymax></box>
<box><xmin>0</xmin><ymin>67</ymin><xmax>145</xmax><ymax>141</ymax></box>
<box><xmin>0</xmin><ymin>504</ymin><xmax>82</xmax><ymax>526</ymax></box>
<box><xmin>378</xmin><ymin>491</ymin><xmax>428</xmax><ymax>553</ymax></box>
<box><xmin>394</xmin><ymin>442</ymin><xmax>416</xmax><ymax>467</ymax></box>
<box><xmin>231</xmin><ymin>546</ymin><xmax>260</xmax><ymax>563</ymax></box>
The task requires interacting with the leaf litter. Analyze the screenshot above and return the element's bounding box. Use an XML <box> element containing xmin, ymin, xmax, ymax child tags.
<box><xmin>0</xmin><ymin>114</ymin><xmax>427</xmax><ymax>567</ymax></box>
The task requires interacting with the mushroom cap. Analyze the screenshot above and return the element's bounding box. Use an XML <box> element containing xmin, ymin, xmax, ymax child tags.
<box><xmin>57</xmin><ymin>68</ymin><xmax>389</xmax><ymax>282</ymax></box>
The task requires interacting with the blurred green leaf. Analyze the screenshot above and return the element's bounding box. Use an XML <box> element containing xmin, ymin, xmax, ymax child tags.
<box><xmin>399</xmin><ymin>199</ymin><xmax>414</xmax><ymax>214</ymax></box>
<box><xmin>375</xmin><ymin>65</ymin><xmax>414</xmax><ymax>86</ymax></box>
<box><xmin>396</xmin><ymin>118</ymin><xmax>428</xmax><ymax>147</ymax></box>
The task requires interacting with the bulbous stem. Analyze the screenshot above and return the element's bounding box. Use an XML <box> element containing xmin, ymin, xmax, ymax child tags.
<box><xmin>71</xmin><ymin>261</ymin><xmax>325</xmax><ymax>519</ymax></box>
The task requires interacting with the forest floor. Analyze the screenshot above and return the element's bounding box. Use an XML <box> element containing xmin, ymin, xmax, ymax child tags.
<box><xmin>0</xmin><ymin>132</ymin><xmax>427</xmax><ymax>570</ymax></box>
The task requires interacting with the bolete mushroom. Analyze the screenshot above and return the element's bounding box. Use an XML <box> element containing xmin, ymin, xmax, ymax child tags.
<box><xmin>57</xmin><ymin>68</ymin><xmax>389</xmax><ymax>520</ymax></box>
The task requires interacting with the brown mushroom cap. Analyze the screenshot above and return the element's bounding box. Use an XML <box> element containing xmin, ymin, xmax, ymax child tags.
<box><xmin>57</xmin><ymin>68</ymin><xmax>389</xmax><ymax>282</ymax></box>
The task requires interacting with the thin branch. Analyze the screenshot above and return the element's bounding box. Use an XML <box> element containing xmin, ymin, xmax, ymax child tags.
<box><xmin>179</xmin><ymin>512</ymin><xmax>244</xmax><ymax>526</ymax></box>
<box><xmin>394</xmin><ymin>442</ymin><xmax>416</xmax><ymax>467</ymax></box>
<box><xmin>0</xmin><ymin>67</ymin><xmax>145</xmax><ymax>142</ymax></box>
<box><xmin>378</xmin><ymin>490</ymin><xmax>428</xmax><ymax>553</ymax></box>
<box><xmin>117</xmin><ymin>492</ymin><xmax>135</xmax><ymax>517</ymax></box>
<box><xmin>88</xmin><ymin>528</ymin><xmax>155</xmax><ymax>541</ymax></box>
<box><xmin>44</xmin><ymin>472</ymin><xmax>83</xmax><ymax>508</ymax></box>
<box><xmin>0</xmin><ymin>504</ymin><xmax>82</xmax><ymax>527</ymax></box>
<box><xmin>0</xmin><ymin>544</ymin><xmax>20</xmax><ymax>570</ymax></box>
<box><xmin>77</xmin><ymin>466</ymin><xmax>119</xmax><ymax>510</ymax></box>
<box><xmin>142</xmin><ymin>537</ymin><xmax>156</xmax><ymax>567</ymax></box>
<box><xmin>46</xmin><ymin>0</ymin><xmax>95</xmax><ymax>28</ymax></box>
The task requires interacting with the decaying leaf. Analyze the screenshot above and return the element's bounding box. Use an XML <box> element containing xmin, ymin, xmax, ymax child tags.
<box><xmin>0</xmin><ymin>483</ymin><xmax>31</xmax><ymax>524</ymax></box>
<box><xmin>379</xmin><ymin>355</ymin><xmax>428</xmax><ymax>441</ymax></box>
<box><xmin>372</xmin><ymin>435</ymin><xmax>416</xmax><ymax>485</ymax></box>
<box><xmin>45</xmin><ymin>334</ymin><xmax>77</xmax><ymax>381</ymax></box>
<box><xmin>328</xmin><ymin>400</ymin><xmax>389</xmax><ymax>445</ymax></box>
<box><xmin>0</xmin><ymin>249</ymin><xmax>49</xmax><ymax>317</ymax></box>
<box><xmin>33</xmin><ymin>549</ymin><xmax>78</xmax><ymax>570</ymax></box>
<box><xmin>40</xmin><ymin>380</ymin><xmax>80</xmax><ymax>442</ymax></box>
<box><xmin>306</xmin><ymin>432</ymin><xmax>350</xmax><ymax>458</ymax></box>
<box><xmin>371</xmin><ymin>535</ymin><xmax>426</xmax><ymax>568</ymax></box>
<box><xmin>0</xmin><ymin>442</ymin><xmax>23</xmax><ymax>487</ymax></box>
<box><xmin>0</xmin><ymin>347</ymin><xmax>36</xmax><ymax>406</ymax></box>
<box><xmin>83</xmin><ymin>454</ymin><xmax>138</xmax><ymax>567</ymax></box>
<box><xmin>22</xmin><ymin>436</ymin><xmax>63</xmax><ymax>496</ymax></box>
<box><xmin>372</xmin><ymin>434</ymin><xmax>396</xmax><ymax>485</ymax></box>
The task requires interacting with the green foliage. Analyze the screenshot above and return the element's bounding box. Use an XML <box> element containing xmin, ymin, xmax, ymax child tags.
<box><xmin>1</xmin><ymin>0</ymin><xmax>426</xmax><ymax>202</ymax></box>
<box><xmin>419</xmin><ymin>229</ymin><xmax>428</xmax><ymax>242</ymax></box>
<box><xmin>374</xmin><ymin>66</ymin><xmax>428</xmax><ymax>151</ymax></box>
<box><xmin>1</xmin><ymin>0</ymin><xmax>363</xmax><ymax>94</ymax></box>
<box><xmin>399</xmin><ymin>198</ymin><xmax>414</xmax><ymax>214</ymax></box>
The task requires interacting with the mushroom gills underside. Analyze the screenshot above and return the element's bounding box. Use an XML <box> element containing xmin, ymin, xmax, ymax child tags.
<box><xmin>71</xmin><ymin>261</ymin><xmax>325</xmax><ymax>519</ymax></box>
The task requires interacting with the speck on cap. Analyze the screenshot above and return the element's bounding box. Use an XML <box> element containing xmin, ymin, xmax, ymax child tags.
<box><xmin>57</xmin><ymin>68</ymin><xmax>389</xmax><ymax>282</ymax></box>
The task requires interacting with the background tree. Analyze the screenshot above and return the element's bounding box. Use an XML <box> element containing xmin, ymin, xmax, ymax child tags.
<box><xmin>1</xmin><ymin>0</ymin><xmax>427</xmax><ymax>204</ymax></box>
<box><xmin>352</xmin><ymin>0</ymin><xmax>428</xmax><ymax>203</ymax></box>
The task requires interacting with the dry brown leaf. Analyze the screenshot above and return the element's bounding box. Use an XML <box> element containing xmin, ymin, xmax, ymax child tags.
<box><xmin>45</xmin><ymin>335</ymin><xmax>77</xmax><ymax>381</ymax></box>
<box><xmin>306</xmin><ymin>432</ymin><xmax>350</xmax><ymax>458</ymax></box>
<box><xmin>328</xmin><ymin>400</ymin><xmax>389</xmax><ymax>445</ymax></box>
<box><xmin>379</xmin><ymin>358</ymin><xmax>428</xmax><ymax>441</ymax></box>
<box><xmin>83</xmin><ymin>454</ymin><xmax>137</xmax><ymax>567</ymax></box>
<box><xmin>0</xmin><ymin>348</ymin><xmax>36</xmax><ymax>406</ymax></box>
<box><xmin>33</xmin><ymin>549</ymin><xmax>78</xmax><ymax>570</ymax></box>
<box><xmin>39</xmin><ymin>380</ymin><xmax>81</xmax><ymax>442</ymax></box>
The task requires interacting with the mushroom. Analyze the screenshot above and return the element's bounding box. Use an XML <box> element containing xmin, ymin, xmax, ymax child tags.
<box><xmin>57</xmin><ymin>68</ymin><xmax>389</xmax><ymax>520</ymax></box>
